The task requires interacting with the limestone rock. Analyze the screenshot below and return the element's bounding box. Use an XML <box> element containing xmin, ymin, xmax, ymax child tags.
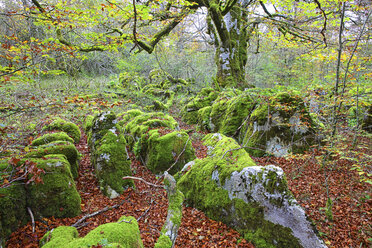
<box><xmin>177</xmin><ymin>133</ymin><xmax>326</xmax><ymax>248</ymax></box>
<box><xmin>26</xmin><ymin>155</ymin><xmax>81</xmax><ymax>218</ymax></box>
<box><xmin>87</xmin><ymin>112</ymin><xmax>133</xmax><ymax>198</ymax></box>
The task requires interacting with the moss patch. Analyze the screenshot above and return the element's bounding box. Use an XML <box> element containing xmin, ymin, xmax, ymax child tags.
<box><xmin>26</xmin><ymin>155</ymin><xmax>81</xmax><ymax>218</ymax></box>
<box><xmin>0</xmin><ymin>180</ymin><xmax>28</xmax><ymax>243</ymax></box>
<box><xmin>39</xmin><ymin>226</ymin><xmax>78</xmax><ymax>248</ymax></box>
<box><xmin>154</xmin><ymin>235</ymin><xmax>172</xmax><ymax>248</ymax></box>
<box><xmin>25</xmin><ymin>141</ymin><xmax>80</xmax><ymax>179</ymax></box>
<box><xmin>124</xmin><ymin>112</ymin><xmax>178</xmax><ymax>149</ymax></box>
<box><xmin>181</xmin><ymin>88</ymin><xmax>219</xmax><ymax>124</ymax></box>
<box><xmin>93</xmin><ymin>131</ymin><xmax>134</xmax><ymax>195</ymax></box>
<box><xmin>138</xmin><ymin>130</ymin><xmax>195</xmax><ymax>174</ymax></box>
<box><xmin>31</xmin><ymin>132</ymin><xmax>74</xmax><ymax>146</ymax></box>
<box><xmin>43</xmin><ymin>118</ymin><xmax>81</xmax><ymax>143</ymax></box>
<box><xmin>41</xmin><ymin>216</ymin><xmax>143</xmax><ymax>248</ymax></box>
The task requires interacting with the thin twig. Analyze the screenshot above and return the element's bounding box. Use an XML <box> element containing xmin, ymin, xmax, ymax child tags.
<box><xmin>71</xmin><ymin>200</ymin><xmax>126</xmax><ymax>228</ymax></box>
<box><xmin>136</xmin><ymin>199</ymin><xmax>154</xmax><ymax>222</ymax></box>
<box><xmin>27</xmin><ymin>207</ymin><xmax>35</xmax><ymax>233</ymax></box>
<box><xmin>166</xmin><ymin>136</ymin><xmax>191</xmax><ymax>174</ymax></box>
<box><xmin>122</xmin><ymin>176</ymin><xmax>163</xmax><ymax>188</ymax></box>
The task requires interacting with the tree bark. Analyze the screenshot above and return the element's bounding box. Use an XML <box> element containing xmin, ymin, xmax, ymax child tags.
<box><xmin>207</xmin><ymin>1</ymin><xmax>252</xmax><ymax>89</ymax></box>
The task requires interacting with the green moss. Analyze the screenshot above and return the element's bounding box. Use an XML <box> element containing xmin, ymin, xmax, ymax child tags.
<box><xmin>168</xmin><ymin>189</ymin><xmax>184</xmax><ymax>226</ymax></box>
<box><xmin>117</xmin><ymin>109</ymin><xmax>144</xmax><ymax>126</ymax></box>
<box><xmin>67</xmin><ymin>216</ymin><xmax>143</xmax><ymax>248</ymax></box>
<box><xmin>124</xmin><ymin>112</ymin><xmax>178</xmax><ymax>148</ymax></box>
<box><xmin>25</xmin><ymin>141</ymin><xmax>81</xmax><ymax>179</ymax></box>
<box><xmin>219</xmin><ymin>93</ymin><xmax>256</xmax><ymax>137</ymax></box>
<box><xmin>202</xmin><ymin>133</ymin><xmax>255</xmax><ymax>183</ymax></box>
<box><xmin>181</xmin><ymin>88</ymin><xmax>219</xmax><ymax>124</ymax></box>
<box><xmin>84</xmin><ymin>115</ymin><xmax>94</xmax><ymax>133</ymax></box>
<box><xmin>0</xmin><ymin>180</ymin><xmax>28</xmax><ymax>242</ymax></box>
<box><xmin>31</xmin><ymin>132</ymin><xmax>74</xmax><ymax>146</ymax></box>
<box><xmin>139</xmin><ymin>130</ymin><xmax>195</xmax><ymax>174</ymax></box>
<box><xmin>26</xmin><ymin>155</ymin><xmax>81</xmax><ymax>218</ymax></box>
<box><xmin>197</xmin><ymin>106</ymin><xmax>212</xmax><ymax>132</ymax></box>
<box><xmin>209</xmin><ymin>90</ymin><xmax>239</xmax><ymax>132</ymax></box>
<box><xmin>40</xmin><ymin>226</ymin><xmax>78</xmax><ymax>248</ymax></box>
<box><xmin>154</xmin><ymin>235</ymin><xmax>172</xmax><ymax>248</ymax></box>
<box><xmin>94</xmin><ymin>131</ymin><xmax>134</xmax><ymax>195</ymax></box>
<box><xmin>40</xmin><ymin>216</ymin><xmax>142</xmax><ymax>248</ymax></box>
<box><xmin>43</xmin><ymin>118</ymin><xmax>81</xmax><ymax>143</ymax></box>
<box><xmin>91</xmin><ymin>112</ymin><xmax>117</xmax><ymax>132</ymax></box>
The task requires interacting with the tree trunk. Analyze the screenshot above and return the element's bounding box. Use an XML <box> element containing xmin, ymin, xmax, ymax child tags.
<box><xmin>207</xmin><ymin>3</ymin><xmax>250</xmax><ymax>89</ymax></box>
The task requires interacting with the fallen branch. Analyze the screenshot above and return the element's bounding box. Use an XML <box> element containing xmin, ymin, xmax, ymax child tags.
<box><xmin>71</xmin><ymin>200</ymin><xmax>126</xmax><ymax>228</ymax></box>
<box><xmin>27</xmin><ymin>207</ymin><xmax>35</xmax><ymax>233</ymax></box>
<box><xmin>122</xmin><ymin>176</ymin><xmax>163</xmax><ymax>188</ymax></box>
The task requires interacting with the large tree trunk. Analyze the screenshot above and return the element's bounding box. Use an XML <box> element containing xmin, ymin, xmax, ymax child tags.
<box><xmin>207</xmin><ymin>2</ymin><xmax>251</xmax><ymax>89</ymax></box>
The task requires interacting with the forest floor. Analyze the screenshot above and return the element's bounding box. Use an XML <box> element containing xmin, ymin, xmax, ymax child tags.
<box><xmin>3</xmin><ymin>111</ymin><xmax>371</xmax><ymax>248</ymax></box>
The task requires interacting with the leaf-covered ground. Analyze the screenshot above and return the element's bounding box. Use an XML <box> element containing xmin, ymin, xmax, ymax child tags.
<box><xmin>3</xmin><ymin>116</ymin><xmax>371</xmax><ymax>248</ymax></box>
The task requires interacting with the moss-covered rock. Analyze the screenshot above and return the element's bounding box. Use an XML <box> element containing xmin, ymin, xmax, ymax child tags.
<box><xmin>83</xmin><ymin>115</ymin><xmax>94</xmax><ymax>133</ymax></box>
<box><xmin>177</xmin><ymin>133</ymin><xmax>326</xmax><ymax>248</ymax></box>
<box><xmin>39</xmin><ymin>226</ymin><xmax>78</xmax><ymax>248</ymax></box>
<box><xmin>124</xmin><ymin>112</ymin><xmax>178</xmax><ymax>149</ymax></box>
<box><xmin>88</xmin><ymin>112</ymin><xmax>133</xmax><ymax>198</ymax></box>
<box><xmin>238</xmin><ymin>92</ymin><xmax>317</xmax><ymax>157</ymax></box>
<box><xmin>219</xmin><ymin>93</ymin><xmax>256</xmax><ymax>138</ymax></box>
<box><xmin>137</xmin><ymin>130</ymin><xmax>195</xmax><ymax>174</ymax></box>
<box><xmin>31</xmin><ymin>132</ymin><xmax>75</xmax><ymax>146</ymax></box>
<box><xmin>26</xmin><ymin>155</ymin><xmax>81</xmax><ymax>219</ymax></box>
<box><xmin>154</xmin><ymin>235</ymin><xmax>172</xmax><ymax>248</ymax></box>
<box><xmin>40</xmin><ymin>216</ymin><xmax>143</xmax><ymax>248</ymax></box>
<box><xmin>93</xmin><ymin>131</ymin><xmax>134</xmax><ymax>197</ymax></box>
<box><xmin>24</xmin><ymin>141</ymin><xmax>80</xmax><ymax>179</ymax></box>
<box><xmin>0</xmin><ymin>179</ymin><xmax>28</xmax><ymax>246</ymax></box>
<box><xmin>117</xmin><ymin>109</ymin><xmax>144</xmax><ymax>127</ymax></box>
<box><xmin>197</xmin><ymin>106</ymin><xmax>212</xmax><ymax>132</ymax></box>
<box><xmin>209</xmin><ymin>90</ymin><xmax>240</xmax><ymax>132</ymax></box>
<box><xmin>43</xmin><ymin>118</ymin><xmax>81</xmax><ymax>143</ymax></box>
<box><xmin>181</xmin><ymin>87</ymin><xmax>219</xmax><ymax>124</ymax></box>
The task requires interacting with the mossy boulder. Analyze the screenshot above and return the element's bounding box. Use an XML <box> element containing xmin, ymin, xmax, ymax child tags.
<box><xmin>219</xmin><ymin>92</ymin><xmax>257</xmax><ymax>138</ymax></box>
<box><xmin>43</xmin><ymin>118</ymin><xmax>81</xmax><ymax>143</ymax></box>
<box><xmin>88</xmin><ymin>112</ymin><xmax>133</xmax><ymax>198</ymax></box>
<box><xmin>209</xmin><ymin>90</ymin><xmax>241</xmax><ymax>132</ymax></box>
<box><xmin>117</xmin><ymin>109</ymin><xmax>144</xmax><ymax>127</ymax></box>
<box><xmin>0</xmin><ymin>173</ymin><xmax>28</xmax><ymax>246</ymax></box>
<box><xmin>137</xmin><ymin>130</ymin><xmax>195</xmax><ymax>174</ymax></box>
<box><xmin>24</xmin><ymin>141</ymin><xmax>80</xmax><ymax>179</ymax></box>
<box><xmin>31</xmin><ymin>132</ymin><xmax>74</xmax><ymax>146</ymax></box>
<box><xmin>238</xmin><ymin>92</ymin><xmax>317</xmax><ymax>157</ymax></box>
<box><xmin>181</xmin><ymin>87</ymin><xmax>219</xmax><ymax>124</ymax></box>
<box><xmin>93</xmin><ymin>131</ymin><xmax>134</xmax><ymax>198</ymax></box>
<box><xmin>26</xmin><ymin>155</ymin><xmax>81</xmax><ymax>219</ymax></box>
<box><xmin>197</xmin><ymin>106</ymin><xmax>212</xmax><ymax>132</ymax></box>
<box><xmin>40</xmin><ymin>216</ymin><xmax>143</xmax><ymax>248</ymax></box>
<box><xmin>177</xmin><ymin>133</ymin><xmax>326</xmax><ymax>248</ymax></box>
<box><xmin>124</xmin><ymin>112</ymin><xmax>178</xmax><ymax>149</ymax></box>
<box><xmin>83</xmin><ymin>115</ymin><xmax>94</xmax><ymax>133</ymax></box>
